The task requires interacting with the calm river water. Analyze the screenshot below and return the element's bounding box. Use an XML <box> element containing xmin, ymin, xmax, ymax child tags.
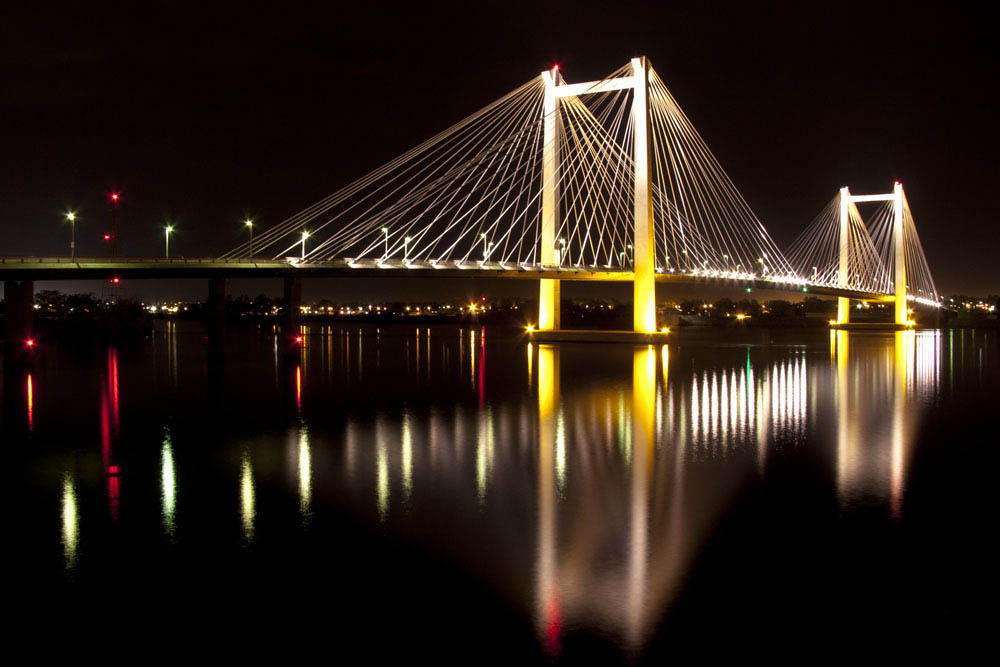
<box><xmin>3</xmin><ymin>324</ymin><xmax>996</xmax><ymax>661</ymax></box>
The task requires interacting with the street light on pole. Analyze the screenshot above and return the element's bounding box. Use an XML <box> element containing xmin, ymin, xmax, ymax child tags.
<box><xmin>245</xmin><ymin>219</ymin><xmax>254</xmax><ymax>259</ymax></box>
<box><xmin>165</xmin><ymin>225</ymin><xmax>174</xmax><ymax>258</ymax></box>
<box><xmin>301</xmin><ymin>230</ymin><xmax>309</xmax><ymax>260</ymax></box>
<box><xmin>65</xmin><ymin>211</ymin><xmax>76</xmax><ymax>259</ymax></box>
<box><xmin>404</xmin><ymin>236</ymin><xmax>411</xmax><ymax>262</ymax></box>
<box><xmin>382</xmin><ymin>227</ymin><xmax>389</xmax><ymax>259</ymax></box>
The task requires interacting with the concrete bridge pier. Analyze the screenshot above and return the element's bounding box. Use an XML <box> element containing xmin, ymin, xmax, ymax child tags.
<box><xmin>282</xmin><ymin>276</ymin><xmax>302</xmax><ymax>352</ymax></box>
<box><xmin>207</xmin><ymin>277</ymin><xmax>226</xmax><ymax>335</ymax></box>
<box><xmin>3</xmin><ymin>280</ymin><xmax>35</xmax><ymax>362</ymax></box>
<box><xmin>206</xmin><ymin>277</ymin><xmax>227</xmax><ymax>357</ymax></box>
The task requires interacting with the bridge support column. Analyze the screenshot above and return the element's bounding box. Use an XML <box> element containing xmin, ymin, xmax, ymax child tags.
<box><xmin>283</xmin><ymin>276</ymin><xmax>302</xmax><ymax>337</ymax></box>
<box><xmin>3</xmin><ymin>280</ymin><xmax>35</xmax><ymax>353</ymax></box>
<box><xmin>893</xmin><ymin>182</ymin><xmax>907</xmax><ymax>325</ymax></box>
<box><xmin>631</xmin><ymin>57</ymin><xmax>656</xmax><ymax>333</ymax></box>
<box><xmin>207</xmin><ymin>278</ymin><xmax>226</xmax><ymax>324</ymax></box>
<box><xmin>539</xmin><ymin>66</ymin><xmax>562</xmax><ymax>331</ymax></box>
<box><xmin>207</xmin><ymin>277</ymin><xmax>226</xmax><ymax>345</ymax></box>
<box><xmin>837</xmin><ymin>186</ymin><xmax>850</xmax><ymax>324</ymax></box>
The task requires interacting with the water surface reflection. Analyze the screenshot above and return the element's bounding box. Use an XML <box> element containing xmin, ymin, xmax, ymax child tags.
<box><xmin>5</xmin><ymin>324</ymin><xmax>989</xmax><ymax>660</ymax></box>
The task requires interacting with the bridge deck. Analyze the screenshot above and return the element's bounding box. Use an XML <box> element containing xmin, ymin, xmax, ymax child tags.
<box><xmin>0</xmin><ymin>257</ymin><xmax>892</xmax><ymax>301</ymax></box>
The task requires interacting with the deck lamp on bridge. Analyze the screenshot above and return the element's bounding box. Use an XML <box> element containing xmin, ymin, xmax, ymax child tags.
<box><xmin>245</xmin><ymin>219</ymin><xmax>254</xmax><ymax>259</ymax></box>
<box><xmin>165</xmin><ymin>225</ymin><xmax>174</xmax><ymax>258</ymax></box>
<box><xmin>382</xmin><ymin>227</ymin><xmax>389</xmax><ymax>258</ymax></box>
<box><xmin>65</xmin><ymin>211</ymin><xmax>76</xmax><ymax>259</ymax></box>
<box><xmin>301</xmin><ymin>230</ymin><xmax>309</xmax><ymax>260</ymax></box>
<box><xmin>404</xmin><ymin>236</ymin><xmax>411</xmax><ymax>261</ymax></box>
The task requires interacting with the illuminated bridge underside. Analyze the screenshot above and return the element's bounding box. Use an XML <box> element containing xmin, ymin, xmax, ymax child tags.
<box><xmin>0</xmin><ymin>257</ymin><xmax>890</xmax><ymax>301</ymax></box>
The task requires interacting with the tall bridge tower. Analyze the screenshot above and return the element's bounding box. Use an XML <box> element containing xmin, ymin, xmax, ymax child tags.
<box><xmin>539</xmin><ymin>57</ymin><xmax>657</xmax><ymax>334</ymax></box>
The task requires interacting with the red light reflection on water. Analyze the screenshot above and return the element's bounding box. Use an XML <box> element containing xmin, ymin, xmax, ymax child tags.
<box><xmin>544</xmin><ymin>594</ymin><xmax>562</xmax><ymax>656</ymax></box>
<box><xmin>101</xmin><ymin>348</ymin><xmax>121</xmax><ymax>520</ymax></box>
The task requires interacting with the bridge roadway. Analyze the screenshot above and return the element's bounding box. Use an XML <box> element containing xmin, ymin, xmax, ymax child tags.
<box><xmin>0</xmin><ymin>256</ymin><xmax>890</xmax><ymax>302</ymax></box>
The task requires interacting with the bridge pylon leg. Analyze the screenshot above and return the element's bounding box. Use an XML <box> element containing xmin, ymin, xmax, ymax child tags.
<box><xmin>631</xmin><ymin>57</ymin><xmax>656</xmax><ymax>333</ymax></box>
<box><xmin>539</xmin><ymin>279</ymin><xmax>560</xmax><ymax>331</ymax></box>
<box><xmin>838</xmin><ymin>297</ymin><xmax>850</xmax><ymax>325</ymax></box>
<box><xmin>837</xmin><ymin>187</ymin><xmax>850</xmax><ymax>325</ymax></box>
<box><xmin>539</xmin><ymin>66</ymin><xmax>561</xmax><ymax>331</ymax></box>
<box><xmin>893</xmin><ymin>182</ymin><xmax>908</xmax><ymax>325</ymax></box>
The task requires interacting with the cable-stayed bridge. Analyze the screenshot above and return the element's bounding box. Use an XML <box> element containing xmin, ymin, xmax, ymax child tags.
<box><xmin>2</xmin><ymin>57</ymin><xmax>939</xmax><ymax>341</ymax></box>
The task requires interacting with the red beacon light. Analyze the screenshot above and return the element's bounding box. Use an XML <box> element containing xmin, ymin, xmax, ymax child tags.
<box><xmin>110</xmin><ymin>277</ymin><xmax>120</xmax><ymax>284</ymax></box>
<box><xmin>294</xmin><ymin>336</ymin><xmax>303</xmax><ymax>344</ymax></box>
<box><xmin>26</xmin><ymin>338</ymin><xmax>35</xmax><ymax>348</ymax></box>
<box><xmin>110</xmin><ymin>193</ymin><xmax>120</xmax><ymax>201</ymax></box>
<box><xmin>104</xmin><ymin>234</ymin><xmax>111</xmax><ymax>241</ymax></box>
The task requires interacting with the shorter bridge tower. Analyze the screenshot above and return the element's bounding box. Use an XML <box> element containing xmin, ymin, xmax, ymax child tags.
<box><xmin>836</xmin><ymin>182</ymin><xmax>907</xmax><ymax>326</ymax></box>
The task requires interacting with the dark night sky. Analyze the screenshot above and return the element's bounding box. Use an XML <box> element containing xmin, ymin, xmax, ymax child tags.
<box><xmin>1</xmin><ymin>0</ymin><xmax>996</xmax><ymax>300</ymax></box>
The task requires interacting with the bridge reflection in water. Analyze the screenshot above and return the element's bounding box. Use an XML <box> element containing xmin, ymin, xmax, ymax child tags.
<box><xmin>40</xmin><ymin>325</ymin><xmax>948</xmax><ymax>654</ymax></box>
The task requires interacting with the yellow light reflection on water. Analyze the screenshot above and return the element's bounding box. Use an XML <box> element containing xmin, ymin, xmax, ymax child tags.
<box><xmin>240</xmin><ymin>452</ymin><xmax>255</xmax><ymax>541</ymax></box>
<box><xmin>402</xmin><ymin>412</ymin><xmax>413</xmax><ymax>502</ymax></box>
<box><xmin>376</xmin><ymin>439</ymin><xmax>389</xmax><ymax>521</ymax></box>
<box><xmin>527</xmin><ymin>342</ymin><xmax>534</xmax><ymax>391</ymax></box>
<box><xmin>61</xmin><ymin>473</ymin><xmax>79</xmax><ymax>569</ymax></box>
<box><xmin>27</xmin><ymin>373</ymin><xmax>34</xmax><ymax>431</ymax></box>
<box><xmin>536</xmin><ymin>344</ymin><xmax>560</xmax><ymax>654</ymax></box>
<box><xmin>161</xmin><ymin>434</ymin><xmax>176</xmax><ymax>537</ymax></box>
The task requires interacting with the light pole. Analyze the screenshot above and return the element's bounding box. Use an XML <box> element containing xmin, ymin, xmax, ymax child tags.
<box><xmin>558</xmin><ymin>238</ymin><xmax>566</xmax><ymax>266</ymax></box>
<box><xmin>382</xmin><ymin>227</ymin><xmax>389</xmax><ymax>258</ymax></box>
<box><xmin>165</xmin><ymin>225</ymin><xmax>174</xmax><ymax>258</ymax></box>
<box><xmin>245</xmin><ymin>219</ymin><xmax>254</xmax><ymax>259</ymax></box>
<box><xmin>65</xmin><ymin>212</ymin><xmax>76</xmax><ymax>259</ymax></box>
<box><xmin>301</xmin><ymin>230</ymin><xmax>309</xmax><ymax>260</ymax></box>
<box><xmin>404</xmin><ymin>236</ymin><xmax>411</xmax><ymax>262</ymax></box>
<box><xmin>481</xmin><ymin>232</ymin><xmax>488</xmax><ymax>260</ymax></box>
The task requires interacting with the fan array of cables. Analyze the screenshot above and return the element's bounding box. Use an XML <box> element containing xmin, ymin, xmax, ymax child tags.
<box><xmin>872</xmin><ymin>193</ymin><xmax>939</xmax><ymax>305</ymax></box>
<box><xmin>222</xmin><ymin>62</ymin><xmax>796</xmax><ymax>278</ymax></box>
<box><xmin>221</xmin><ymin>60</ymin><xmax>935</xmax><ymax>307</ymax></box>
<box><xmin>787</xmin><ymin>193</ymin><xmax>939</xmax><ymax>304</ymax></box>
<box><xmin>646</xmin><ymin>69</ymin><xmax>795</xmax><ymax>279</ymax></box>
<box><xmin>787</xmin><ymin>196</ymin><xmax>890</xmax><ymax>293</ymax></box>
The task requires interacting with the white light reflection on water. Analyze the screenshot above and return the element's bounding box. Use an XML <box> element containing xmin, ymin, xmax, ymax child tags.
<box><xmin>240</xmin><ymin>451</ymin><xmax>255</xmax><ymax>541</ymax></box>
<box><xmin>298</xmin><ymin>426</ymin><xmax>312</xmax><ymax>519</ymax></box>
<box><xmin>161</xmin><ymin>431</ymin><xmax>176</xmax><ymax>538</ymax></box>
<box><xmin>61</xmin><ymin>473</ymin><xmax>79</xmax><ymax>569</ymax></box>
